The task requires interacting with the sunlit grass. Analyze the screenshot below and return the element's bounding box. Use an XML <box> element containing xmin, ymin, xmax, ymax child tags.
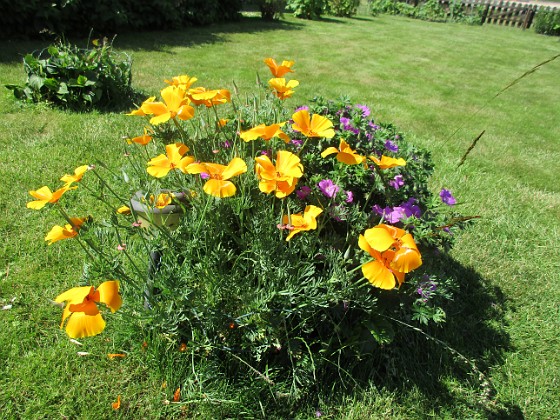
<box><xmin>1</xmin><ymin>12</ymin><xmax>558</xmax><ymax>418</ymax></box>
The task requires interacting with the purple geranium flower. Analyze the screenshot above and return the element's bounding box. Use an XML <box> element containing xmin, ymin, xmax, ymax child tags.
<box><xmin>296</xmin><ymin>185</ymin><xmax>312</xmax><ymax>200</ymax></box>
<box><xmin>439</xmin><ymin>188</ymin><xmax>457</xmax><ymax>206</ymax></box>
<box><xmin>355</xmin><ymin>104</ymin><xmax>371</xmax><ymax>118</ymax></box>
<box><xmin>384</xmin><ymin>139</ymin><xmax>399</xmax><ymax>153</ymax></box>
<box><xmin>372</xmin><ymin>198</ymin><xmax>421</xmax><ymax>224</ymax></box>
<box><xmin>339</xmin><ymin>117</ymin><xmax>360</xmax><ymax>135</ymax></box>
<box><xmin>389</xmin><ymin>174</ymin><xmax>404</xmax><ymax>190</ymax></box>
<box><xmin>345</xmin><ymin>190</ymin><xmax>354</xmax><ymax>203</ymax></box>
<box><xmin>317</xmin><ymin>179</ymin><xmax>340</xmax><ymax>199</ymax></box>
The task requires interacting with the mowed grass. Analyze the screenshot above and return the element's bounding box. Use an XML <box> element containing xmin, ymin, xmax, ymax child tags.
<box><xmin>1</xmin><ymin>13</ymin><xmax>559</xmax><ymax>418</ymax></box>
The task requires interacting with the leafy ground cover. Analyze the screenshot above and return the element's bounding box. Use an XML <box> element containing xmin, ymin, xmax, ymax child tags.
<box><xmin>1</xmin><ymin>13</ymin><xmax>558</xmax><ymax>418</ymax></box>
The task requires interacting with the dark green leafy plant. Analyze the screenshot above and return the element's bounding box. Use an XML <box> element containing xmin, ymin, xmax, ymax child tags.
<box><xmin>534</xmin><ymin>8</ymin><xmax>560</xmax><ymax>36</ymax></box>
<box><xmin>256</xmin><ymin>0</ymin><xmax>287</xmax><ymax>20</ymax></box>
<box><xmin>287</xmin><ymin>0</ymin><xmax>326</xmax><ymax>19</ymax></box>
<box><xmin>326</xmin><ymin>0</ymin><xmax>361</xmax><ymax>17</ymax></box>
<box><xmin>6</xmin><ymin>38</ymin><xmax>136</xmax><ymax>111</ymax></box>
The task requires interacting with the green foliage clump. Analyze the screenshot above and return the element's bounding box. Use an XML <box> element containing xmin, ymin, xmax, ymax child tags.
<box><xmin>286</xmin><ymin>0</ymin><xmax>360</xmax><ymax>18</ymax></box>
<box><xmin>255</xmin><ymin>0</ymin><xmax>288</xmax><ymax>20</ymax></box>
<box><xmin>369</xmin><ymin>0</ymin><xmax>485</xmax><ymax>24</ymax></box>
<box><xmin>0</xmin><ymin>0</ymin><xmax>242</xmax><ymax>39</ymax></box>
<box><xmin>326</xmin><ymin>0</ymin><xmax>361</xmax><ymax>17</ymax></box>
<box><xmin>6</xmin><ymin>38</ymin><xmax>136</xmax><ymax>111</ymax></box>
<box><xmin>287</xmin><ymin>0</ymin><xmax>327</xmax><ymax>19</ymax></box>
<box><xmin>27</xmin><ymin>59</ymin><xmax>473</xmax><ymax>402</ymax></box>
<box><xmin>534</xmin><ymin>9</ymin><xmax>560</xmax><ymax>36</ymax></box>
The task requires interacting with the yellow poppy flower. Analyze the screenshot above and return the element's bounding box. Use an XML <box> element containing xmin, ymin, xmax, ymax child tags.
<box><xmin>291</xmin><ymin>109</ymin><xmax>335</xmax><ymax>139</ymax></box>
<box><xmin>164</xmin><ymin>75</ymin><xmax>198</xmax><ymax>90</ymax></box>
<box><xmin>282</xmin><ymin>205</ymin><xmax>323</xmax><ymax>241</ymax></box>
<box><xmin>60</xmin><ymin>165</ymin><xmax>89</xmax><ymax>187</ymax></box>
<box><xmin>27</xmin><ymin>185</ymin><xmax>75</xmax><ymax>210</ymax></box>
<box><xmin>127</xmin><ymin>127</ymin><xmax>153</xmax><ymax>146</ymax></box>
<box><xmin>264</xmin><ymin>58</ymin><xmax>295</xmax><ymax>78</ymax></box>
<box><xmin>150</xmin><ymin>193</ymin><xmax>174</xmax><ymax>209</ymax></box>
<box><xmin>358</xmin><ymin>224</ymin><xmax>422</xmax><ymax>289</ymax></box>
<box><xmin>45</xmin><ymin>217</ymin><xmax>88</xmax><ymax>245</ymax></box>
<box><xmin>268</xmin><ymin>78</ymin><xmax>299</xmax><ymax>100</ymax></box>
<box><xmin>147</xmin><ymin>143</ymin><xmax>195</xmax><ymax>178</ymax></box>
<box><xmin>188</xmin><ymin>87</ymin><xmax>231</xmax><ymax>107</ymax></box>
<box><xmin>126</xmin><ymin>96</ymin><xmax>156</xmax><ymax>116</ymax></box>
<box><xmin>55</xmin><ymin>280</ymin><xmax>122</xmax><ymax>339</ymax></box>
<box><xmin>368</xmin><ymin>155</ymin><xmax>406</xmax><ymax>169</ymax></box>
<box><xmin>255</xmin><ymin>151</ymin><xmax>303</xmax><ymax>198</ymax></box>
<box><xmin>186</xmin><ymin>158</ymin><xmax>247</xmax><ymax>198</ymax></box>
<box><xmin>321</xmin><ymin>139</ymin><xmax>365</xmax><ymax>165</ymax></box>
<box><xmin>141</xmin><ymin>86</ymin><xmax>195</xmax><ymax>125</ymax></box>
<box><xmin>240</xmin><ymin>123</ymin><xmax>290</xmax><ymax>143</ymax></box>
<box><xmin>116</xmin><ymin>205</ymin><xmax>131</xmax><ymax>215</ymax></box>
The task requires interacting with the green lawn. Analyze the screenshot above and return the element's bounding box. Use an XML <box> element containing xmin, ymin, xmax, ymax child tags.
<box><xmin>1</xmin><ymin>13</ymin><xmax>559</xmax><ymax>418</ymax></box>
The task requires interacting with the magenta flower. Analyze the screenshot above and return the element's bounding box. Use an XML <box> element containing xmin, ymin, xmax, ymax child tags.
<box><xmin>384</xmin><ymin>140</ymin><xmax>399</xmax><ymax>153</ymax></box>
<box><xmin>389</xmin><ymin>174</ymin><xmax>404</xmax><ymax>190</ymax></box>
<box><xmin>317</xmin><ymin>179</ymin><xmax>340</xmax><ymax>199</ymax></box>
<box><xmin>439</xmin><ymin>188</ymin><xmax>456</xmax><ymax>206</ymax></box>
<box><xmin>345</xmin><ymin>190</ymin><xmax>354</xmax><ymax>203</ymax></box>
<box><xmin>372</xmin><ymin>198</ymin><xmax>421</xmax><ymax>223</ymax></box>
<box><xmin>356</xmin><ymin>104</ymin><xmax>370</xmax><ymax>117</ymax></box>
<box><xmin>296</xmin><ymin>185</ymin><xmax>312</xmax><ymax>200</ymax></box>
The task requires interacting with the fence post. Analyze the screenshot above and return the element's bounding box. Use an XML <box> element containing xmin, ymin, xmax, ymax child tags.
<box><xmin>523</xmin><ymin>6</ymin><xmax>535</xmax><ymax>30</ymax></box>
<box><xmin>481</xmin><ymin>2</ymin><xmax>490</xmax><ymax>24</ymax></box>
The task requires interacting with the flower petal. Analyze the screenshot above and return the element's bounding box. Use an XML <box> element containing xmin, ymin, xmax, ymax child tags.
<box><xmin>362</xmin><ymin>260</ymin><xmax>396</xmax><ymax>290</ymax></box>
<box><xmin>97</xmin><ymin>280</ymin><xmax>122</xmax><ymax>313</ymax></box>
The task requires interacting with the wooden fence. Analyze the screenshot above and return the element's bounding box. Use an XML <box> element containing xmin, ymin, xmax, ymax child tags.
<box><xmin>406</xmin><ymin>0</ymin><xmax>558</xmax><ymax>29</ymax></box>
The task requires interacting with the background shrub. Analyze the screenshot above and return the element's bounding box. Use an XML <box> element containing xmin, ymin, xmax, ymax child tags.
<box><xmin>533</xmin><ymin>8</ymin><xmax>560</xmax><ymax>36</ymax></box>
<box><xmin>6</xmin><ymin>39</ymin><xmax>136</xmax><ymax>111</ymax></box>
<box><xmin>0</xmin><ymin>0</ymin><xmax>242</xmax><ymax>39</ymax></box>
<box><xmin>254</xmin><ymin>0</ymin><xmax>288</xmax><ymax>20</ymax></box>
<box><xmin>326</xmin><ymin>0</ymin><xmax>361</xmax><ymax>17</ymax></box>
<box><xmin>286</xmin><ymin>0</ymin><xmax>327</xmax><ymax>19</ymax></box>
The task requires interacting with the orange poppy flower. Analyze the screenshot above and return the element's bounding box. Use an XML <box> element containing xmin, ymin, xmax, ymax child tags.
<box><xmin>240</xmin><ymin>123</ymin><xmax>290</xmax><ymax>143</ymax></box>
<box><xmin>188</xmin><ymin>87</ymin><xmax>231</xmax><ymax>107</ymax></box>
<box><xmin>164</xmin><ymin>75</ymin><xmax>198</xmax><ymax>90</ymax></box>
<box><xmin>45</xmin><ymin>217</ymin><xmax>88</xmax><ymax>245</ymax></box>
<box><xmin>321</xmin><ymin>139</ymin><xmax>365</xmax><ymax>165</ymax></box>
<box><xmin>127</xmin><ymin>127</ymin><xmax>153</xmax><ymax>146</ymax></box>
<box><xmin>186</xmin><ymin>158</ymin><xmax>247</xmax><ymax>198</ymax></box>
<box><xmin>264</xmin><ymin>58</ymin><xmax>295</xmax><ymax>78</ymax></box>
<box><xmin>55</xmin><ymin>280</ymin><xmax>122</xmax><ymax>338</ymax></box>
<box><xmin>27</xmin><ymin>185</ymin><xmax>75</xmax><ymax>210</ymax></box>
<box><xmin>282</xmin><ymin>205</ymin><xmax>323</xmax><ymax>241</ymax></box>
<box><xmin>291</xmin><ymin>109</ymin><xmax>335</xmax><ymax>139</ymax></box>
<box><xmin>126</xmin><ymin>96</ymin><xmax>156</xmax><ymax>116</ymax></box>
<box><xmin>147</xmin><ymin>143</ymin><xmax>195</xmax><ymax>178</ymax></box>
<box><xmin>358</xmin><ymin>224</ymin><xmax>422</xmax><ymax>289</ymax></box>
<box><xmin>368</xmin><ymin>155</ymin><xmax>406</xmax><ymax>169</ymax></box>
<box><xmin>268</xmin><ymin>78</ymin><xmax>299</xmax><ymax>100</ymax></box>
<box><xmin>141</xmin><ymin>86</ymin><xmax>195</xmax><ymax>125</ymax></box>
<box><xmin>60</xmin><ymin>165</ymin><xmax>89</xmax><ymax>187</ymax></box>
<box><xmin>255</xmin><ymin>151</ymin><xmax>303</xmax><ymax>198</ymax></box>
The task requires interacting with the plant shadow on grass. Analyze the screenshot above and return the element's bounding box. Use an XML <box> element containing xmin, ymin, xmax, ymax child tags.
<box><xmin>316</xmin><ymin>252</ymin><xmax>524</xmax><ymax>419</ymax></box>
<box><xmin>230</xmin><ymin>252</ymin><xmax>523</xmax><ymax>419</ymax></box>
<box><xmin>103</xmin><ymin>17</ymin><xmax>304</xmax><ymax>56</ymax></box>
<box><xmin>0</xmin><ymin>17</ymin><xmax>304</xmax><ymax>64</ymax></box>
